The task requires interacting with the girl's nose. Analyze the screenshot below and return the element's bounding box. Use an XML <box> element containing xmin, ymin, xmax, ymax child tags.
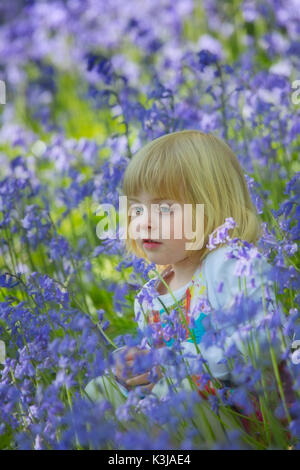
<box><xmin>138</xmin><ymin>207</ymin><xmax>160</xmax><ymax>236</ymax></box>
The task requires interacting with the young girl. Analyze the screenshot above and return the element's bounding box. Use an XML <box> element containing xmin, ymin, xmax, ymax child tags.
<box><xmin>85</xmin><ymin>130</ymin><xmax>288</xmax><ymax>441</ymax></box>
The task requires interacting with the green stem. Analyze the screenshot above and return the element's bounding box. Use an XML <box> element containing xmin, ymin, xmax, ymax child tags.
<box><xmin>216</xmin><ymin>63</ymin><xmax>229</xmax><ymax>143</ymax></box>
<box><xmin>3</xmin><ymin>227</ymin><xmax>18</xmax><ymax>274</ymax></box>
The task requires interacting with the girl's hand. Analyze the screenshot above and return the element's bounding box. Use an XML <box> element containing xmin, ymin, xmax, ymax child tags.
<box><xmin>125</xmin><ymin>364</ymin><xmax>163</xmax><ymax>391</ymax></box>
<box><xmin>114</xmin><ymin>346</ymin><xmax>162</xmax><ymax>390</ymax></box>
<box><xmin>114</xmin><ymin>347</ymin><xmax>143</xmax><ymax>382</ymax></box>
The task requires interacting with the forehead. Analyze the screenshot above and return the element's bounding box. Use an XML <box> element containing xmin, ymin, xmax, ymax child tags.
<box><xmin>128</xmin><ymin>191</ymin><xmax>174</xmax><ymax>203</ymax></box>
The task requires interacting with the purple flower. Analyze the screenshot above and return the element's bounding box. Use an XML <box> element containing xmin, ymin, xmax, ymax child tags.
<box><xmin>206</xmin><ymin>218</ymin><xmax>237</xmax><ymax>250</ymax></box>
<box><xmin>197</xmin><ymin>49</ymin><xmax>218</xmax><ymax>71</ymax></box>
<box><xmin>0</xmin><ymin>273</ymin><xmax>19</xmax><ymax>288</ymax></box>
<box><xmin>230</xmin><ymin>386</ymin><xmax>255</xmax><ymax>415</ymax></box>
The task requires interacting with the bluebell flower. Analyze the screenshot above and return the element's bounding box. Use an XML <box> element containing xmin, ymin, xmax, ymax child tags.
<box><xmin>113</xmin><ymin>283</ymin><xmax>129</xmax><ymax>314</ymax></box>
<box><xmin>0</xmin><ymin>273</ymin><xmax>19</xmax><ymax>288</ymax></box>
<box><xmin>48</xmin><ymin>234</ymin><xmax>71</xmax><ymax>261</ymax></box>
<box><xmin>197</xmin><ymin>49</ymin><xmax>218</xmax><ymax>72</ymax></box>
<box><xmin>289</xmin><ymin>418</ymin><xmax>300</xmax><ymax>439</ymax></box>
<box><xmin>207</xmin><ymin>394</ymin><xmax>220</xmax><ymax>415</ymax></box>
<box><xmin>230</xmin><ymin>386</ymin><xmax>255</xmax><ymax>415</ymax></box>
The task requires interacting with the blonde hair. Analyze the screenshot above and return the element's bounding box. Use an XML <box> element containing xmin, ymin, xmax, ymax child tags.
<box><xmin>122</xmin><ymin>130</ymin><xmax>263</xmax><ymax>274</ymax></box>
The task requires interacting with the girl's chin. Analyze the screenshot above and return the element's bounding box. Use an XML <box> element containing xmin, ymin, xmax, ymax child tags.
<box><xmin>146</xmin><ymin>254</ymin><xmax>170</xmax><ymax>264</ymax></box>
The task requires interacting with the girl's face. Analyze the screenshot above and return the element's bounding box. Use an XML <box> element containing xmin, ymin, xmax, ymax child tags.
<box><xmin>128</xmin><ymin>190</ymin><xmax>194</xmax><ymax>266</ymax></box>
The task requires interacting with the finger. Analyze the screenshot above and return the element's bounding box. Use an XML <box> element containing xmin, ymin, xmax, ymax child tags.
<box><xmin>125</xmin><ymin>360</ymin><xmax>151</xmax><ymax>379</ymax></box>
<box><xmin>117</xmin><ymin>353</ymin><xmax>149</xmax><ymax>377</ymax></box>
<box><xmin>115</xmin><ymin>354</ymin><xmax>134</xmax><ymax>374</ymax></box>
<box><xmin>125</xmin><ymin>347</ymin><xmax>143</xmax><ymax>361</ymax></box>
<box><xmin>116</xmin><ymin>357</ymin><xmax>133</xmax><ymax>369</ymax></box>
<box><xmin>125</xmin><ymin>347</ymin><xmax>150</xmax><ymax>361</ymax></box>
<box><xmin>155</xmin><ymin>365</ymin><xmax>163</xmax><ymax>380</ymax></box>
<box><xmin>113</xmin><ymin>347</ymin><xmax>136</xmax><ymax>365</ymax></box>
<box><xmin>140</xmin><ymin>383</ymin><xmax>155</xmax><ymax>392</ymax></box>
<box><xmin>115</xmin><ymin>362</ymin><xmax>131</xmax><ymax>378</ymax></box>
<box><xmin>126</xmin><ymin>372</ymin><xmax>151</xmax><ymax>387</ymax></box>
<box><xmin>115</xmin><ymin>362</ymin><xmax>136</xmax><ymax>380</ymax></box>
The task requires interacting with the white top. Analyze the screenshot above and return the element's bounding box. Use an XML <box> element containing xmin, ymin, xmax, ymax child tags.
<box><xmin>134</xmin><ymin>243</ymin><xmax>285</xmax><ymax>383</ymax></box>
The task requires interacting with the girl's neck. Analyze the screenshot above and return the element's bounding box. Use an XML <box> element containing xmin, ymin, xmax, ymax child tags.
<box><xmin>157</xmin><ymin>258</ymin><xmax>202</xmax><ymax>295</ymax></box>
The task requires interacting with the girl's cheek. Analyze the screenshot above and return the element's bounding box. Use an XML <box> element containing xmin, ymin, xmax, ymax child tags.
<box><xmin>170</xmin><ymin>214</ymin><xmax>184</xmax><ymax>240</ymax></box>
<box><xmin>182</xmin><ymin>211</ymin><xmax>195</xmax><ymax>241</ymax></box>
<box><xmin>159</xmin><ymin>215</ymin><xmax>169</xmax><ymax>238</ymax></box>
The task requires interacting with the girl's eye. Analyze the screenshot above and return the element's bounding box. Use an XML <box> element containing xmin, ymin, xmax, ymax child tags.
<box><xmin>130</xmin><ymin>206</ymin><xmax>144</xmax><ymax>216</ymax></box>
<box><xmin>129</xmin><ymin>203</ymin><xmax>174</xmax><ymax>216</ymax></box>
<box><xmin>159</xmin><ymin>204</ymin><xmax>172</xmax><ymax>214</ymax></box>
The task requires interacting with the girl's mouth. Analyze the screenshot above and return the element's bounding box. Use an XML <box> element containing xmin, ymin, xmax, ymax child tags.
<box><xmin>142</xmin><ymin>239</ymin><xmax>162</xmax><ymax>249</ymax></box>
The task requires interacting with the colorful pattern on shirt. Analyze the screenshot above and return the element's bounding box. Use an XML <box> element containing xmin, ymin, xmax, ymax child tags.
<box><xmin>145</xmin><ymin>271</ymin><xmax>217</xmax><ymax>398</ymax></box>
<box><xmin>147</xmin><ymin>280</ymin><xmax>207</xmax><ymax>347</ymax></box>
